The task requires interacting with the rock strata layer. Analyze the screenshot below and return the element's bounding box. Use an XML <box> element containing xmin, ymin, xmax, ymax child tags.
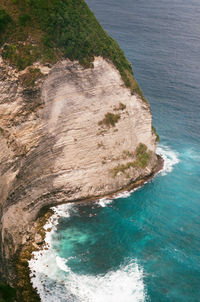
<box><xmin>0</xmin><ymin>56</ymin><xmax>158</xmax><ymax>281</ymax></box>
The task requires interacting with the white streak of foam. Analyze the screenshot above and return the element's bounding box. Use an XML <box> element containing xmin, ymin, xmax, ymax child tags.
<box><xmin>98</xmin><ymin>145</ymin><xmax>180</xmax><ymax>206</ymax></box>
<box><xmin>96</xmin><ymin>144</ymin><xmax>179</xmax><ymax>208</ymax></box>
<box><xmin>97</xmin><ymin>187</ymin><xmax>142</xmax><ymax>207</ymax></box>
<box><xmin>97</xmin><ymin>197</ymin><xmax>113</xmax><ymax>207</ymax></box>
<box><xmin>28</xmin><ymin>145</ymin><xmax>180</xmax><ymax>301</ymax></box>
<box><xmin>31</xmin><ymin>253</ymin><xmax>145</xmax><ymax>302</ymax></box>
<box><xmin>63</xmin><ymin>259</ymin><xmax>145</xmax><ymax>302</ymax></box>
<box><xmin>114</xmin><ymin>191</ymin><xmax>131</xmax><ymax>199</ymax></box>
<box><xmin>29</xmin><ymin>201</ymin><xmax>146</xmax><ymax>302</ymax></box>
<box><xmin>29</xmin><ymin>203</ymin><xmax>74</xmax><ymax>298</ymax></box>
<box><xmin>43</xmin><ymin>203</ymin><xmax>74</xmax><ymax>246</ymax></box>
<box><xmin>114</xmin><ymin>186</ymin><xmax>142</xmax><ymax>199</ymax></box>
<box><xmin>156</xmin><ymin>145</ymin><xmax>179</xmax><ymax>176</ymax></box>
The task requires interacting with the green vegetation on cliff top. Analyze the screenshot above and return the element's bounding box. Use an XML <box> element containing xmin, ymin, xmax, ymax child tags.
<box><xmin>0</xmin><ymin>0</ymin><xmax>146</xmax><ymax>100</ymax></box>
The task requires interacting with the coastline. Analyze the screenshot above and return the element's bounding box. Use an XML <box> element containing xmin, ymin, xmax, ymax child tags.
<box><xmin>14</xmin><ymin>154</ymin><xmax>164</xmax><ymax>302</ymax></box>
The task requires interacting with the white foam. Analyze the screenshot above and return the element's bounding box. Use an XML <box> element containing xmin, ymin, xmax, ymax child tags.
<box><xmin>97</xmin><ymin>197</ymin><xmax>113</xmax><ymax>207</ymax></box>
<box><xmin>113</xmin><ymin>185</ymin><xmax>143</xmax><ymax>199</ymax></box>
<box><xmin>29</xmin><ymin>203</ymin><xmax>75</xmax><ymax>295</ymax></box>
<box><xmin>65</xmin><ymin>260</ymin><xmax>145</xmax><ymax>302</ymax></box>
<box><xmin>30</xmin><ymin>252</ymin><xmax>146</xmax><ymax>302</ymax></box>
<box><xmin>29</xmin><ymin>201</ymin><xmax>146</xmax><ymax>302</ymax></box>
<box><xmin>114</xmin><ymin>191</ymin><xmax>131</xmax><ymax>199</ymax></box>
<box><xmin>97</xmin><ymin>187</ymin><xmax>142</xmax><ymax>207</ymax></box>
<box><xmin>56</xmin><ymin>256</ymin><xmax>71</xmax><ymax>273</ymax></box>
<box><xmin>29</xmin><ymin>145</ymin><xmax>180</xmax><ymax>301</ymax></box>
<box><xmin>156</xmin><ymin>145</ymin><xmax>180</xmax><ymax>176</ymax></box>
<box><xmin>95</xmin><ymin>145</ymin><xmax>179</xmax><ymax>208</ymax></box>
<box><xmin>29</xmin><ymin>146</ymin><xmax>180</xmax><ymax>301</ymax></box>
<box><xmin>44</xmin><ymin>203</ymin><xmax>74</xmax><ymax>247</ymax></box>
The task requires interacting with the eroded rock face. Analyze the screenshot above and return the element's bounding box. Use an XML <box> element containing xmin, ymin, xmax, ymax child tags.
<box><xmin>0</xmin><ymin>56</ymin><xmax>157</xmax><ymax>280</ymax></box>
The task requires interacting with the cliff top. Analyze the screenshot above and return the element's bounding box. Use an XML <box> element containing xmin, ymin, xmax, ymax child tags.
<box><xmin>0</xmin><ymin>0</ymin><xmax>146</xmax><ymax>100</ymax></box>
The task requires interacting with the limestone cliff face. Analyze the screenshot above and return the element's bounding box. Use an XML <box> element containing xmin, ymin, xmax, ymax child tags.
<box><xmin>0</xmin><ymin>56</ymin><xmax>157</xmax><ymax>280</ymax></box>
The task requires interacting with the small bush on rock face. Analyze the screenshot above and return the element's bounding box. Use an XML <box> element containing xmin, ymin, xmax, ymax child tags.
<box><xmin>135</xmin><ymin>143</ymin><xmax>151</xmax><ymax>168</ymax></box>
<box><xmin>136</xmin><ymin>143</ymin><xmax>147</xmax><ymax>156</ymax></box>
<box><xmin>152</xmin><ymin>126</ymin><xmax>160</xmax><ymax>142</ymax></box>
<box><xmin>136</xmin><ymin>151</ymin><xmax>151</xmax><ymax>168</ymax></box>
<box><xmin>114</xmin><ymin>102</ymin><xmax>126</xmax><ymax>111</ymax></box>
<box><xmin>98</xmin><ymin>112</ymin><xmax>120</xmax><ymax>127</ymax></box>
<box><xmin>0</xmin><ymin>282</ymin><xmax>16</xmax><ymax>302</ymax></box>
<box><xmin>111</xmin><ymin>161</ymin><xmax>136</xmax><ymax>177</ymax></box>
<box><xmin>119</xmin><ymin>102</ymin><xmax>126</xmax><ymax>110</ymax></box>
<box><xmin>0</xmin><ymin>127</ymin><xmax>4</xmax><ymax>135</ymax></box>
<box><xmin>0</xmin><ymin>9</ymin><xmax>12</xmax><ymax>34</ymax></box>
<box><xmin>111</xmin><ymin>143</ymin><xmax>152</xmax><ymax>177</ymax></box>
<box><xmin>122</xmin><ymin>150</ymin><xmax>134</xmax><ymax>159</ymax></box>
<box><xmin>19</xmin><ymin>67</ymin><xmax>43</xmax><ymax>87</ymax></box>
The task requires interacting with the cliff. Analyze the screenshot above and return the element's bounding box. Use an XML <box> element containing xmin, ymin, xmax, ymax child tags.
<box><xmin>0</xmin><ymin>0</ymin><xmax>159</xmax><ymax>299</ymax></box>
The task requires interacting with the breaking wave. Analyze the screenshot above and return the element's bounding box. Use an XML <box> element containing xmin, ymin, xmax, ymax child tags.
<box><xmin>29</xmin><ymin>204</ymin><xmax>146</xmax><ymax>302</ymax></box>
<box><xmin>29</xmin><ymin>145</ymin><xmax>179</xmax><ymax>302</ymax></box>
<box><xmin>156</xmin><ymin>144</ymin><xmax>180</xmax><ymax>175</ymax></box>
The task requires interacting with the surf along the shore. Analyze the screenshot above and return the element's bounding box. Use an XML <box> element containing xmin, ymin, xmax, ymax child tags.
<box><xmin>28</xmin><ymin>145</ymin><xmax>178</xmax><ymax>301</ymax></box>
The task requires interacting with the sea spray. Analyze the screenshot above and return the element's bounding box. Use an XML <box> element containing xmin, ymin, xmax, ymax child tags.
<box><xmin>29</xmin><ymin>204</ymin><xmax>146</xmax><ymax>302</ymax></box>
<box><xmin>29</xmin><ymin>204</ymin><xmax>75</xmax><ymax>300</ymax></box>
<box><xmin>96</xmin><ymin>144</ymin><xmax>180</xmax><ymax>207</ymax></box>
<box><xmin>97</xmin><ymin>198</ymin><xmax>113</xmax><ymax>208</ymax></box>
<box><xmin>29</xmin><ymin>145</ymin><xmax>179</xmax><ymax>302</ymax></box>
<box><xmin>156</xmin><ymin>145</ymin><xmax>180</xmax><ymax>175</ymax></box>
<box><xmin>55</xmin><ymin>257</ymin><xmax>145</xmax><ymax>302</ymax></box>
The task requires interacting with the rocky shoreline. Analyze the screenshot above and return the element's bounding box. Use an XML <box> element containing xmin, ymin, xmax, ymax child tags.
<box><xmin>0</xmin><ymin>2</ymin><xmax>161</xmax><ymax>299</ymax></box>
<box><xmin>12</xmin><ymin>154</ymin><xmax>164</xmax><ymax>302</ymax></box>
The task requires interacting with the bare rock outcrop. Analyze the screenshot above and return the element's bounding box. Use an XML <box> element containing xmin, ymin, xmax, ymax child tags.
<box><xmin>0</xmin><ymin>56</ymin><xmax>158</xmax><ymax>280</ymax></box>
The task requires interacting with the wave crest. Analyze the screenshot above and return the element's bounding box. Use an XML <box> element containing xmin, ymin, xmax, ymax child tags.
<box><xmin>157</xmin><ymin>145</ymin><xmax>180</xmax><ymax>175</ymax></box>
<box><xmin>30</xmin><ymin>253</ymin><xmax>145</xmax><ymax>302</ymax></box>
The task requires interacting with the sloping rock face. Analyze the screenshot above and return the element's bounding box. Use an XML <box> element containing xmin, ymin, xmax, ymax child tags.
<box><xmin>0</xmin><ymin>56</ymin><xmax>157</xmax><ymax>280</ymax></box>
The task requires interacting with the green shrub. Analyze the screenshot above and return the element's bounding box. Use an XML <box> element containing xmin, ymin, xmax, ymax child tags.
<box><xmin>135</xmin><ymin>143</ymin><xmax>151</xmax><ymax>168</ymax></box>
<box><xmin>111</xmin><ymin>143</ymin><xmax>152</xmax><ymax>177</ymax></box>
<box><xmin>136</xmin><ymin>143</ymin><xmax>147</xmax><ymax>156</ymax></box>
<box><xmin>98</xmin><ymin>112</ymin><xmax>120</xmax><ymax>127</ymax></box>
<box><xmin>18</xmin><ymin>13</ymin><xmax>31</xmax><ymax>26</ymax></box>
<box><xmin>2</xmin><ymin>43</ymin><xmax>40</xmax><ymax>70</ymax></box>
<box><xmin>135</xmin><ymin>152</ymin><xmax>151</xmax><ymax>168</ymax></box>
<box><xmin>19</xmin><ymin>67</ymin><xmax>43</xmax><ymax>87</ymax></box>
<box><xmin>119</xmin><ymin>102</ymin><xmax>126</xmax><ymax>110</ymax></box>
<box><xmin>0</xmin><ymin>127</ymin><xmax>4</xmax><ymax>135</ymax></box>
<box><xmin>0</xmin><ymin>0</ymin><xmax>147</xmax><ymax>103</ymax></box>
<box><xmin>152</xmin><ymin>126</ymin><xmax>160</xmax><ymax>142</ymax></box>
<box><xmin>0</xmin><ymin>9</ymin><xmax>12</xmax><ymax>34</ymax></box>
<box><xmin>114</xmin><ymin>102</ymin><xmax>126</xmax><ymax>111</ymax></box>
<box><xmin>111</xmin><ymin>161</ymin><xmax>136</xmax><ymax>177</ymax></box>
<box><xmin>122</xmin><ymin>150</ymin><xmax>134</xmax><ymax>159</ymax></box>
<box><xmin>0</xmin><ymin>283</ymin><xmax>16</xmax><ymax>302</ymax></box>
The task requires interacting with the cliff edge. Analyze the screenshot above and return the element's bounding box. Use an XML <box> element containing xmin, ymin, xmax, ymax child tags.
<box><xmin>0</xmin><ymin>0</ymin><xmax>159</xmax><ymax>298</ymax></box>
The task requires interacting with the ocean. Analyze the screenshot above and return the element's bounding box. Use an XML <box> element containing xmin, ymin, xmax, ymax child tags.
<box><xmin>29</xmin><ymin>0</ymin><xmax>200</xmax><ymax>301</ymax></box>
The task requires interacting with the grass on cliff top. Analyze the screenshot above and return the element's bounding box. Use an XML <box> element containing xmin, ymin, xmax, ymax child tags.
<box><xmin>0</xmin><ymin>0</ymin><xmax>147</xmax><ymax>100</ymax></box>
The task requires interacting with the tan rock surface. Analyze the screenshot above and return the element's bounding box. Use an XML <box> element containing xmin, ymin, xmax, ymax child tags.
<box><xmin>0</xmin><ymin>56</ymin><xmax>157</xmax><ymax>279</ymax></box>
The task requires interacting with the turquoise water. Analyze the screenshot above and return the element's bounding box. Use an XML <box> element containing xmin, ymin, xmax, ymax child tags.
<box><xmin>29</xmin><ymin>0</ymin><xmax>200</xmax><ymax>301</ymax></box>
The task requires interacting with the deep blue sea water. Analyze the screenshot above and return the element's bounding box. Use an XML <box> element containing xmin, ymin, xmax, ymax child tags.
<box><xmin>29</xmin><ymin>0</ymin><xmax>200</xmax><ymax>301</ymax></box>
